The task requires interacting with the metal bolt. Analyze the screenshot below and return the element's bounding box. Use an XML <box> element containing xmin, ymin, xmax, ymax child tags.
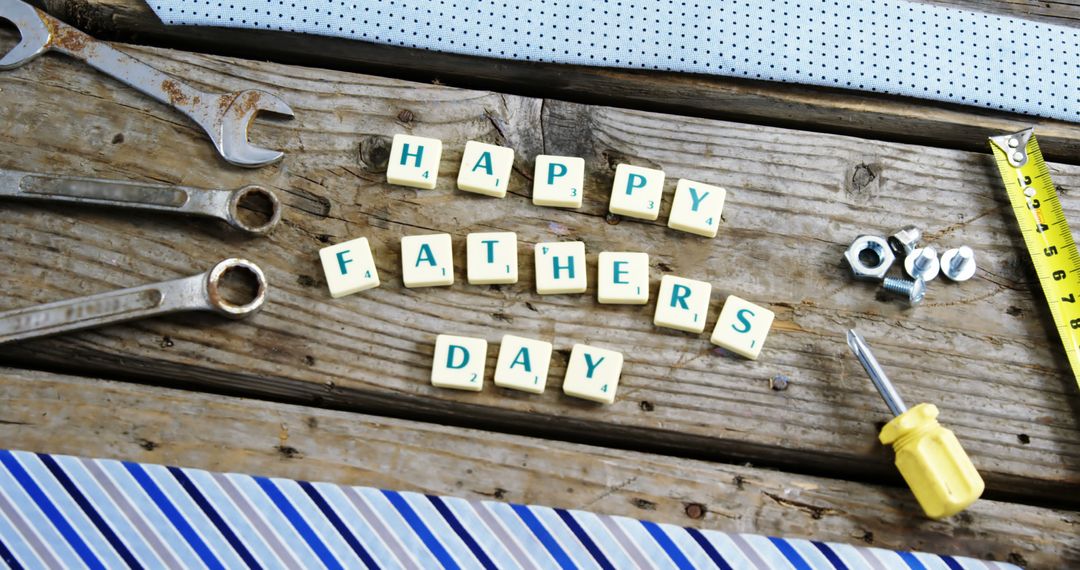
<box><xmin>904</xmin><ymin>247</ymin><xmax>940</xmax><ymax>282</ymax></box>
<box><xmin>941</xmin><ymin>246</ymin><xmax>976</xmax><ymax>282</ymax></box>
<box><xmin>913</xmin><ymin>251</ymin><xmax>933</xmax><ymax>273</ymax></box>
<box><xmin>947</xmin><ymin>247</ymin><xmax>973</xmax><ymax>272</ymax></box>
<box><xmin>887</xmin><ymin>225</ymin><xmax>921</xmax><ymax>257</ymax></box>
<box><xmin>882</xmin><ymin>276</ymin><xmax>925</xmax><ymax>305</ymax></box>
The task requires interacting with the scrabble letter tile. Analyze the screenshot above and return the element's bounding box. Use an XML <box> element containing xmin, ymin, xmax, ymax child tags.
<box><xmin>317</xmin><ymin>236</ymin><xmax>382</xmax><ymax>297</ymax></box>
<box><xmin>432</xmin><ymin>334</ymin><xmax>487</xmax><ymax>391</ymax></box>
<box><xmin>710</xmin><ymin>295</ymin><xmax>775</xmax><ymax>360</ymax></box>
<box><xmin>401</xmin><ymin>233</ymin><xmax>454</xmax><ymax>288</ymax></box>
<box><xmin>494</xmin><ymin>334</ymin><xmax>552</xmax><ymax>394</ymax></box>
<box><xmin>387</xmin><ymin>134</ymin><xmax>442</xmax><ymax>189</ymax></box>
<box><xmin>457</xmin><ymin>141</ymin><xmax>514</xmax><ymax>197</ymax></box>
<box><xmin>563</xmin><ymin>344</ymin><xmax>623</xmax><ymax>404</ymax></box>
<box><xmin>467</xmin><ymin>232</ymin><xmax>518</xmax><ymax>285</ymax></box>
<box><xmin>668</xmin><ymin>179</ymin><xmax>727</xmax><ymax>238</ymax></box>
<box><xmin>609</xmin><ymin>164</ymin><xmax>665</xmax><ymax>220</ymax></box>
<box><xmin>597</xmin><ymin>252</ymin><xmax>649</xmax><ymax>305</ymax></box>
<box><xmin>319</xmin><ymin>237</ymin><xmax>380</xmax><ymax>298</ymax></box>
<box><xmin>535</xmin><ymin>241</ymin><xmax>587</xmax><ymax>294</ymax></box>
<box><xmin>653</xmin><ymin>275</ymin><xmax>712</xmax><ymax>333</ymax></box>
<box><xmin>532</xmin><ymin>155</ymin><xmax>585</xmax><ymax>208</ymax></box>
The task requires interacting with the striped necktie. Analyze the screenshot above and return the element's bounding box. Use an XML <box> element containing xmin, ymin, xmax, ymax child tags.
<box><xmin>0</xmin><ymin>449</ymin><xmax>1016</xmax><ymax>569</ymax></box>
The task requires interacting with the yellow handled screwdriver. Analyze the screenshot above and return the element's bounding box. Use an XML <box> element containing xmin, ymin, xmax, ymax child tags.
<box><xmin>846</xmin><ymin>330</ymin><xmax>984</xmax><ymax>519</ymax></box>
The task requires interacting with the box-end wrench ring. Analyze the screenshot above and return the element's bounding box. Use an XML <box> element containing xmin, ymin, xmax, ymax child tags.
<box><xmin>0</xmin><ymin>259</ymin><xmax>267</xmax><ymax>345</ymax></box>
<box><xmin>0</xmin><ymin>168</ymin><xmax>282</xmax><ymax>235</ymax></box>
<box><xmin>0</xmin><ymin>0</ymin><xmax>294</xmax><ymax>168</ymax></box>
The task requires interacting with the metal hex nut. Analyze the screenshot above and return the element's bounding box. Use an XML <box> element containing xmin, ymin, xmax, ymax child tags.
<box><xmin>888</xmin><ymin>225</ymin><xmax>922</xmax><ymax>257</ymax></box>
<box><xmin>844</xmin><ymin>235</ymin><xmax>895</xmax><ymax>281</ymax></box>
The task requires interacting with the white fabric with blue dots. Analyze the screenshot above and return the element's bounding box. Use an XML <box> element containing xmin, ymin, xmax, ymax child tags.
<box><xmin>147</xmin><ymin>0</ymin><xmax>1079</xmax><ymax>123</ymax></box>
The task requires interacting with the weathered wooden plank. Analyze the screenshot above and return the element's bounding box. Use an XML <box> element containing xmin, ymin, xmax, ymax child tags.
<box><xmin>921</xmin><ymin>0</ymin><xmax>1080</xmax><ymax>23</ymax></box>
<box><xmin>1</xmin><ymin>367</ymin><xmax>1075</xmax><ymax>567</ymax></box>
<box><xmin>29</xmin><ymin>0</ymin><xmax>1080</xmax><ymax>163</ymax></box>
<box><xmin>0</xmin><ymin>38</ymin><xmax>1077</xmax><ymax>505</ymax></box>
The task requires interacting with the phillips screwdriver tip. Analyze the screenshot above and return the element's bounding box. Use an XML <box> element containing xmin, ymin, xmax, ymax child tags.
<box><xmin>846</xmin><ymin>329</ymin><xmax>863</xmax><ymax>352</ymax></box>
<box><xmin>845</xmin><ymin>329</ymin><xmax>907</xmax><ymax>416</ymax></box>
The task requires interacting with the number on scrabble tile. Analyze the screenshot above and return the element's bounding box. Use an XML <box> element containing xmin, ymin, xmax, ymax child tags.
<box><xmin>653</xmin><ymin>275</ymin><xmax>712</xmax><ymax>334</ymax></box>
<box><xmin>532</xmin><ymin>155</ymin><xmax>586</xmax><ymax>208</ymax></box>
<box><xmin>562</xmin><ymin>344</ymin><xmax>623</xmax><ymax>404</ymax></box>
<box><xmin>534</xmin><ymin>241</ymin><xmax>587</xmax><ymax>294</ymax></box>
<box><xmin>710</xmin><ymin>295</ymin><xmax>775</xmax><ymax>360</ymax></box>
<box><xmin>318</xmin><ymin>237</ymin><xmax>381</xmax><ymax>298</ymax></box>
<box><xmin>494</xmin><ymin>334</ymin><xmax>553</xmax><ymax>394</ymax></box>
<box><xmin>431</xmin><ymin>334</ymin><xmax>488</xmax><ymax>391</ymax></box>
<box><xmin>401</xmin><ymin>233</ymin><xmax>454</xmax><ymax>288</ymax></box>
<box><xmin>387</xmin><ymin>134</ymin><xmax>442</xmax><ymax>190</ymax></box>
<box><xmin>466</xmin><ymin>232</ymin><xmax>519</xmax><ymax>285</ymax></box>
<box><xmin>597</xmin><ymin>251</ymin><xmax>649</xmax><ymax>305</ymax></box>
<box><xmin>668</xmin><ymin>179</ymin><xmax>726</xmax><ymax>238</ymax></box>
<box><xmin>609</xmin><ymin>164</ymin><xmax>665</xmax><ymax>221</ymax></box>
<box><xmin>457</xmin><ymin>141</ymin><xmax>515</xmax><ymax>198</ymax></box>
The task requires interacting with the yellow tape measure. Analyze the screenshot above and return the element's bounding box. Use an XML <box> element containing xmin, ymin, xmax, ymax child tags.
<box><xmin>989</xmin><ymin>129</ymin><xmax>1080</xmax><ymax>387</ymax></box>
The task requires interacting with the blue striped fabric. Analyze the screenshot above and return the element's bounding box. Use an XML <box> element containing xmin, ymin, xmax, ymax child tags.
<box><xmin>0</xmin><ymin>449</ymin><xmax>1019</xmax><ymax>569</ymax></box>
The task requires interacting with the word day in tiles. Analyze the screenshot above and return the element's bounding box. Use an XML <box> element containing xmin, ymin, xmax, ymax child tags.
<box><xmin>319</xmin><ymin>134</ymin><xmax>775</xmax><ymax>404</ymax></box>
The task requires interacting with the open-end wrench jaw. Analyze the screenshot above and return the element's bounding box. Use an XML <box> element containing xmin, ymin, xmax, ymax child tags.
<box><xmin>0</xmin><ymin>0</ymin><xmax>51</xmax><ymax>70</ymax></box>
<box><xmin>0</xmin><ymin>0</ymin><xmax>295</xmax><ymax>168</ymax></box>
<box><xmin>213</xmin><ymin>89</ymin><xmax>295</xmax><ymax>168</ymax></box>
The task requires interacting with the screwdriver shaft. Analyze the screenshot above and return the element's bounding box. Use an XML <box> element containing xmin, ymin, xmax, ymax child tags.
<box><xmin>847</xmin><ymin>330</ymin><xmax>908</xmax><ymax>416</ymax></box>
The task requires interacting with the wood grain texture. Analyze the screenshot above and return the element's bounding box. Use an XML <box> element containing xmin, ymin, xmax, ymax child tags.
<box><xmin>30</xmin><ymin>0</ymin><xmax>1080</xmax><ymax>163</ymax></box>
<box><xmin>0</xmin><ymin>35</ymin><xmax>1077</xmax><ymax>505</ymax></box>
<box><xmin>918</xmin><ymin>0</ymin><xmax>1080</xmax><ymax>24</ymax></box>
<box><xmin>1</xmin><ymin>367</ymin><xmax>1076</xmax><ymax>567</ymax></box>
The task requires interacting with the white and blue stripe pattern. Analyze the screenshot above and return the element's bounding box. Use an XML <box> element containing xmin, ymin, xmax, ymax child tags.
<box><xmin>0</xmin><ymin>449</ymin><xmax>1019</xmax><ymax>569</ymax></box>
<box><xmin>146</xmin><ymin>0</ymin><xmax>1080</xmax><ymax>124</ymax></box>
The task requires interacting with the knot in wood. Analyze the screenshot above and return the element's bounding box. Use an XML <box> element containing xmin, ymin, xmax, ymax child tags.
<box><xmin>849</xmin><ymin>163</ymin><xmax>878</xmax><ymax>196</ymax></box>
<box><xmin>359</xmin><ymin>135</ymin><xmax>393</xmax><ymax>172</ymax></box>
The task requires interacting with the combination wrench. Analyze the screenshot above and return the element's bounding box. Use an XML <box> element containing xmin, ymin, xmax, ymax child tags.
<box><xmin>0</xmin><ymin>168</ymin><xmax>282</xmax><ymax>235</ymax></box>
<box><xmin>0</xmin><ymin>259</ymin><xmax>267</xmax><ymax>344</ymax></box>
<box><xmin>0</xmin><ymin>0</ymin><xmax>294</xmax><ymax>168</ymax></box>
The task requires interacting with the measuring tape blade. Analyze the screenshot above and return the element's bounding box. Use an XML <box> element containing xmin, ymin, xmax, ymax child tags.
<box><xmin>989</xmin><ymin>128</ymin><xmax>1080</xmax><ymax>387</ymax></box>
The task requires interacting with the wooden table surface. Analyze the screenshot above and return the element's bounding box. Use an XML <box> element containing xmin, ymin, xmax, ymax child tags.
<box><xmin>2</xmin><ymin>1</ymin><xmax>1078</xmax><ymax>566</ymax></box>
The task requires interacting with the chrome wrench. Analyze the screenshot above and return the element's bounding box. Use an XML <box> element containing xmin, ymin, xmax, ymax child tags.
<box><xmin>0</xmin><ymin>168</ymin><xmax>282</xmax><ymax>235</ymax></box>
<box><xmin>0</xmin><ymin>0</ymin><xmax>294</xmax><ymax>168</ymax></box>
<box><xmin>0</xmin><ymin>259</ymin><xmax>267</xmax><ymax>345</ymax></box>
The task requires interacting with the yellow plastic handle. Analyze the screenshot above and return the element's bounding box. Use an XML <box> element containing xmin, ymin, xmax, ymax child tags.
<box><xmin>879</xmin><ymin>403</ymin><xmax>985</xmax><ymax>519</ymax></box>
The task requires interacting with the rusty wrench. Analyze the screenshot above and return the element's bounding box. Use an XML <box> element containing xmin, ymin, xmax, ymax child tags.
<box><xmin>0</xmin><ymin>259</ymin><xmax>267</xmax><ymax>344</ymax></box>
<box><xmin>0</xmin><ymin>168</ymin><xmax>282</xmax><ymax>235</ymax></box>
<box><xmin>0</xmin><ymin>0</ymin><xmax>294</xmax><ymax>168</ymax></box>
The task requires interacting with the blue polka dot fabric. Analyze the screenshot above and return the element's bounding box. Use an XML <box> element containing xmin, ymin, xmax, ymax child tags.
<box><xmin>147</xmin><ymin>0</ymin><xmax>1080</xmax><ymax>123</ymax></box>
